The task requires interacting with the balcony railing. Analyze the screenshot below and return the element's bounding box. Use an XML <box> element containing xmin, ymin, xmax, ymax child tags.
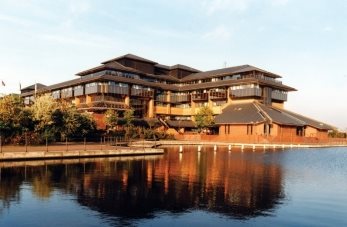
<box><xmin>170</xmin><ymin>95</ymin><xmax>191</xmax><ymax>103</ymax></box>
<box><xmin>85</xmin><ymin>84</ymin><xmax>102</xmax><ymax>95</ymax></box>
<box><xmin>192</xmin><ymin>93</ymin><xmax>208</xmax><ymax>101</ymax></box>
<box><xmin>156</xmin><ymin>94</ymin><xmax>168</xmax><ymax>102</ymax></box>
<box><xmin>105</xmin><ymin>85</ymin><xmax>128</xmax><ymax>95</ymax></box>
<box><xmin>230</xmin><ymin>88</ymin><xmax>262</xmax><ymax>98</ymax></box>
<box><xmin>85</xmin><ymin>84</ymin><xmax>129</xmax><ymax>95</ymax></box>
<box><xmin>209</xmin><ymin>91</ymin><xmax>227</xmax><ymax>100</ymax></box>
<box><xmin>74</xmin><ymin>87</ymin><xmax>84</xmax><ymax>96</ymax></box>
<box><xmin>90</xmin><ymin>95</ymin><xmax>124</xmax><ymax>103</ymax></box>
<box><xmin>271</xmin><ymin>91</ymin><xmax>287</xmax><ymax>101</ymax></box>
<box><xmin>61</xmin><ymin>90</ymin><xmax>73</xmax><ymax>98</ymax></box>
<box><xmin>131</xmin><ymin>88</ymin><xmax>154</xmax><ymax>98</ymax></box>
<box><xmin>51</xmin><ymin>91</ymin><xmax>61</xmax><ymax>99</ymax></box>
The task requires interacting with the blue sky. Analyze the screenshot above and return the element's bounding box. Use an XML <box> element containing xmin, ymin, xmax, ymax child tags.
<box><xmin>0</xmin><ymin>0</ymin><xmax>346</xmax><ymax>129</ymax></box>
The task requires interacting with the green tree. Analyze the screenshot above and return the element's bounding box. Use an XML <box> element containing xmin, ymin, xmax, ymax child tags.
<box><xmin>123</xmin><ymin>109</ymin><xmax>134</xmax><ymax>140</ymax></box>
<box><xmin>31</xmin><ymin>94</ymin><xmax>58</xmax><ymax>134</ymax></box>
<box><xmin>195</xmin><ymin>106</ymin><xmax>214</xmax><ymax>132</ymax></box>
<box><xmin>0</xmin><ymin>94</ymin><xmax>24</xmax><ymax>139</ymax></box>
<box><xmin>105</xmin><ymin>109</ymin><xmax>119</xmax><ymax>131</ymax></box>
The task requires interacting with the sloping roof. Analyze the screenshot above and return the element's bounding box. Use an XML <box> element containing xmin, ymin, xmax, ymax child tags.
<box><xmin>256</xmin><ymin>103</ymin><xmax>305</xmax><ymax>126</ymax></box>
<box><xmin>166</xmin><ymin>120</ymin><xmax>196</xmax><ymax>128</ymax></box>
<box><xmin>154</xmin><ymin>64</ymin><xmax>170</xmax><ymax>70</ymax></box>
<box><xmin>215</xmin><ymin>102</ymin><xmax>266</xmax><ymax>124</ymax></box>
<box><xmin>170</xmin><ymin>64</ymin><xmax>201</xmax><ymax>73</ymax></box>
<box><xmin>21</xmin><ymin>83</ymin><xmax>47</xmax><ymax>91</ymax></box>
<box><xmin>215</xmin><ymin>101</ymin><xmax>335</xmax><ymax>130</ymax></box>
<box><xmin>181</xmin><ymin>64</ymin><xmax>281</xmax><ymax>82</ymax></box>
<box><xmin>101</xmin><ymin>53</ymin><xmax>158</xmax><ymax>64</ymax></box>
<box><xmin>76</xmin><ymin>61</ymin><xmax>141</xmax><ymax>76</ymax></box>
<box><xmin>278</xmin><ymin>108</ymin><xmax>335</xmax><ymax>130</ymax></box>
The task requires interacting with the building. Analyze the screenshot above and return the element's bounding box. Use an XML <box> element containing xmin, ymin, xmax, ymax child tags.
<box><xmin>20</xmin><ymin>53</ymin><xmax>334</xmax><ymax>143</ymax></box>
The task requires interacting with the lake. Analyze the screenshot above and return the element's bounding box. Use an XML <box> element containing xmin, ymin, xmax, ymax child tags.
<box><xmin>1</xmin><ymin>146</ymin><xmax>347</xmax><ymax>226</ymax></box>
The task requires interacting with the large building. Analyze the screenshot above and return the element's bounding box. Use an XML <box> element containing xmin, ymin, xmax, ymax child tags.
<box><xmin>21</xmin><ymin>53</ymin><xmax>334</xmax><ymax>143</ymax></box>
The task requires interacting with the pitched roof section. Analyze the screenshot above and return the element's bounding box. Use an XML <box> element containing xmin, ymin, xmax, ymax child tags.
<box><xmin>170</xmin><ymin>64</ymin><xmax>201</xmax><ymax>73</ymax></box>
<box><xmin>21</xmin><ymin>83</ymin><xmax>47</xmax><ymax>91</ymax></box>
<box><xmin>76</xmin><ymin>61</ymin><xmax>141</xmax><ymax>76</ymax></box>
<box><xmin>214</xmin><ymin>102</ymin><xmax>266</xmax><ymax>124</ymax></box>
<box><xmin>256</xmin><ymin>103</ymin><xmax>305</xmax><ymax>126</ymax></box>
<box><xmin>216</xmin><ymin>101</ymin><xmax>335</xmax><ymax>130</ymax></box>
<box><xmin>278</xmin><ymin>108</ymin><xmax>335</xmax><ymax>130</ymax></box>
<box><xmin>101</xmin><ymin>53</ymin><xmax>158</xmax><ymax>64</ymax></box>
<box><xmin>181</xmin><ymin>64</ymin><xmax>281</xmax><ymax>82</ymax></box>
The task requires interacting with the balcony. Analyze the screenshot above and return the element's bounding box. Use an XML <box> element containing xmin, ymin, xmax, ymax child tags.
<box><xmin>272</xmin><ymin>91</ymin><xmax>287</xmax><ymax>101</ymax></box>
<box><xmin>105</xmin><ymin>85</ymin><xmax>128</xmax><ymax>95</ymax></box>
<box><xmin>230</xmin><ymin>88</ymin><xmax>262</xmax><ymax>98</ymax></box>
<box><xmin>192</xmin><ymin>93</ymin><xmax>208</xmax><ymax>102</ymax></box>
<box><xmin>85</xmin><ymin>84</ymin><xmax>102</xmax><ymax>95</ymax></box>
<box><xmin>74</xmin><ymin>86</ymin><xmax>84</xmax><ymax>96</ymax></box>
<box><xmin>170</xmin><ymin>94</ymin><xmax>191</xmax><ymax>103</ymax></box>
<box><xmin>156</xmin><ymin>94</ymin><xmax>168</xmax><ymax>102</ymax></box>
<box><xmin>131</xmin><ymin>88</ymin><xmax>154</xmax><ymax>98</ymax></box>
<box><xmin>61</xmin><ymin>89</ymin><xmax>73</xmax><ymax>98</ymax></box>
<box><xmin>209</xmin><ymin>90</ymin><xmax>227</xmax><ymax>100</ymax></box>
<box><xmin>51</xmin><ymin>91</ymin><xmax>61</xmax><ymax>99</ymax></box>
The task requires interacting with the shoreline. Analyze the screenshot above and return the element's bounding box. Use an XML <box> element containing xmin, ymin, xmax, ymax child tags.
<box><xmin>0</xmin><ymin>145</ymin><xmax>164</xmax><ymax>161</ymax></box>
<box><xmin>130</xmin><ymin>140</ymin><xmax>347</xmax><ymax>149</ymax></box>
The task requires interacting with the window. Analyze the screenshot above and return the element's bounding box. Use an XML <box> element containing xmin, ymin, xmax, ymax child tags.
<box><xmin>247</xmin><ymin>124</ymin><xmax>253</xmax><ymax>135</ymax></box>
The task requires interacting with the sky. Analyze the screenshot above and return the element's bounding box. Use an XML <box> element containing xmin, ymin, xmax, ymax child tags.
<box><xmin>0</xmin><ymin>0</ymin><xmax>346</xmax><ymax>129</ymax></box>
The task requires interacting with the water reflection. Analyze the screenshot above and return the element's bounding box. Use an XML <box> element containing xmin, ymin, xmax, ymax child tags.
<box><xmin>0</xmin><ymin>147</ymin><xmax>285</xmax><ymax>224</ymax></box>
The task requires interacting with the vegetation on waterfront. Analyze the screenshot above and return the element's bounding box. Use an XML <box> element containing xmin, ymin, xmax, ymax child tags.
<box><xmin>195</xmin><ymin>106</ymin><xmax>214</xmax><ymax>132</ymax></box>
<box><xmin>0</xmin><ymin>94</ymin><xmax>174</xmax><ymax>145</ymax></box>
<box><xmin>0</xmin><ymin>94</ymin><xmax>96</xmax><ymax>144</ymax></box>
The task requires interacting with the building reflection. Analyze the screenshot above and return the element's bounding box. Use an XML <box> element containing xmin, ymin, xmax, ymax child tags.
<box><xmin>0</xmin><ymin>148</ymin><xmax>285</xmax><ymax>223</ymax></box>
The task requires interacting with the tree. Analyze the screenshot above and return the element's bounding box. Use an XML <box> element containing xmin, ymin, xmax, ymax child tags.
<box><xmin>0</xmin><ymin>94</ymin><xmax>24</xmax><ymax>139</ymax></box>
<box><xmin>31</xmin><ymin>94</ymin><xmax>58</xmax><ymax>134</ymax></box>
<box><xmin>105</xmin><ymin>109</ymin><xmax>119</xmax><ymax>131</ymax></box>
<box><xmin>123</xmin><ymin>109</ymin><xmax>134</xmax><ymax>140</ymax></box>
<box><xmin>123</xmin><ymin>109</ymin><xmax>134</xmax><ymax>127</ymax></box>
<box><xmin>195</xmin><ymin>106</ymin><xmax>214</xmax><ymax>132</ymax></box>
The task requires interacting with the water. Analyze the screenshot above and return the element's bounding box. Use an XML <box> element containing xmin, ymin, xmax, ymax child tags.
<box><xmin>1</xmin><ymin>146</ymin><xmax>347</xmax><ymax>226</ymax></box>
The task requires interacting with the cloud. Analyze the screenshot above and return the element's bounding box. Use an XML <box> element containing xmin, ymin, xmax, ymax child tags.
<box><xmin>68</xmin><ymin>0</ymin><xmax>91</xmax><ymax>15</ymax></box>
<box><xmin>323</xmin><ymin>26</ymin><xmax>333</xmax><ymax>32</ymax></box>
<box><xmin>202</xmin><ymin>0</ymin><xmax>251</xmax><ymax>15</ymax></box>
<box><xmin>203</xmin><ymin>25</ymin><xmax>232</xmax><ymax>41</ymax></box>
<box><xmin>270</xmin><ymin>0</ymin><xmax>290</xmax><ymax>6</ymax></box>
<box><xmin>0</xmin><ymin>13</ymin><xmax>34</xmax><ymax>27</ymax></box>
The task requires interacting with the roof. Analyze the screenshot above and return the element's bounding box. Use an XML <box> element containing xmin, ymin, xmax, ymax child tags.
<box><xmin>170</xmin><ymin>64</ymin><xmax>201</xmax><ymax>73</ymax></box>
<box><xmin>166</xmin><ymin>120</ymin><xmax>196</xmax><ymax>128</ymax></box>
<box><xmin>181</xmin><ymin>64</ymin><xmax>281</xmax><ymax>82</ymax></box>
<box><xmin>215</xmin><ymin>101</ymin><xmax>335</xmax><ymax>130</ymax></box>
<box><xmin>101</xmin><ymin>53</ymin><xmax>158</xmax><ymax>65</ymax></box>
<box><xmin>21</xmin><ymin>83</ymin><xmax>47</xmax><ymax>91</ymax></box>
<box><xmin>214</xmin><ymin>102</ymin><xmax>266</xmax><ymax>124</ymax></box>
<box><xmin>155</xmin><ymin>64</ymin><xmax>170</xmax><ymax>70</ymax></box>
<box><xmin>76</xmin><ymin>61</ymin><xmax>141</xmax><ymax>76</ymax></box>
<box><xmin>256</xmin><ymin>103</ymin><xmax>305</xmax><ymax>126</ymax></box>
<box><xmin>278</xmin><ymin>108</ymin><xmax>335</xmax><ymax>130</ymax></box>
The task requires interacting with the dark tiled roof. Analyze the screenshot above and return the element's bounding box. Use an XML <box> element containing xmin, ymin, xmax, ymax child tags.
<box><xmin>154</xmin><ymin>64</ymin><xmax>170</xmax><ymax>70</ymax></box>
<box><xmin>21</xmin><ymin>83</ymin><xmax>47</xmax><ymax>91</ymax></box>
<box><xmin>278</xmin><ymin>108</ymin><xmax>335</xmax><ymax>130</ymax></box>
<box><xmin>215</xmin><ymin>102</ymin><xmax>266</xmax><ymax>124</ymax></box>
<box><xmin>170</xmin><ymin>64</ymin><xmax>201</xmax><ymax>73</ymax></box>
<box><xmin>166</xmin><ymin>120</ymin><xmax>196</xmax><ymax>128</ymax></box>
<box><xmin>256</xmin><ymin>103</ymin><xmax>305</xmax><ymax>126</ymax></box>
<box><xmin>76</xmin><ymin>61</ymin><xmax>141</xmax><ymax>76</ymax></box>
<box><xmin>181</xmin><ymin>65</ymin><xmax>281</xmax><ymax>82</ymax></box>
<box><xmin>101</xmin><ymin>53</ymin><xmax>158</xmax><ymax>64</ymax></box>
<box><xmin>215</xmin><ymin>102</ymin><xmax>335</xmax><ymax>130</ymax></box>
